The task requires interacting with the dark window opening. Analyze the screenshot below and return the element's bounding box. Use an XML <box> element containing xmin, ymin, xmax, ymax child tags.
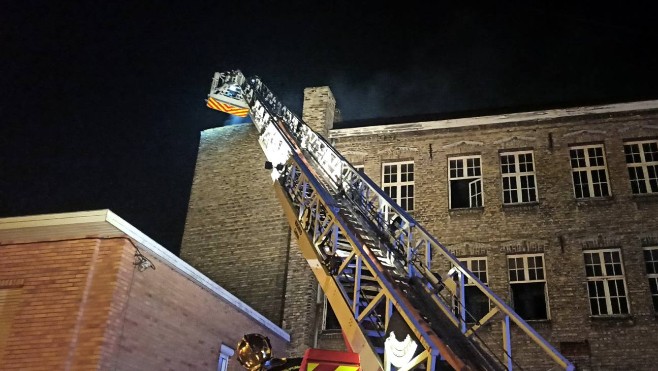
<box><xmin>324</xmin><ymin>300</ymin><xmax>341</xmax><ymax>331</ymax></box>
<box><xmin>463</xmin><ymin>286</ymin><xmax>490</xmax><ymax>323</ymax></box>
<box><xmin>450</xmin><ymin>179</ymin><xmax>482</xmax><ymax>208</ymax></box>
<box><xmin>511</xmin><ymin>282</ymin><xmax>548</xmax><ymax>320</ymax></box>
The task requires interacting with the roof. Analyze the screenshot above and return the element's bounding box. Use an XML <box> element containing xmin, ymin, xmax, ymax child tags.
<box><xmin>0</xmin><ymin>209</ymin><xmax>290</xmax><ymax>342</ymax></box>
<box><xmin>330</xmin><ymin>99</ymin><xmax>658</xmax><ymax>138</ymax></box>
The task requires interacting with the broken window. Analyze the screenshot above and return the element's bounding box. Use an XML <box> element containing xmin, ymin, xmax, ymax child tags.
<box><xmin>569</xmin><ymin>144</ymin><xmax>611</xmax><ymax>198</ymax></box>
<box><xmin>643</xmin><ymin>247</ymin><xmax>658</xmax><ymax>312</ymax></box>
<box><xmin>500</xmin><ymin>151</ymin><xmax>538</xmax><ymax>204</ymax></box>
<box><xmin>508</xmin><ymin>254</ymin><xmax>549</xmax><ymax>320</ymax></box>
<box><xmin>449</xmin><ymin>155</ymin><xmax>482</xmax><ymax>209</ymax></box>
<box><xmin>624</xmin><ymin>140</ymin><xmax>658</xmax><ymax>194</ymax></box>
<box><xmin>453</xmin><ymin>257</ymin><xmax>491</xmax><ymax>324</ymax></box>
<box><xmin>584</xmin><ymin>249</ymin><xmax>629</xmax><ymax>316</ymax></box>
<box><xmin>382</xmin><ymin>161</ymin><xmax>414</xmax><ymax>211</ymax></box>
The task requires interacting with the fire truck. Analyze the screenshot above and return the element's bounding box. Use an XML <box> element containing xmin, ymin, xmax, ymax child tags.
<box><xmin>206</xmin><ymin>70</ymin><xmax>576</xmax><ymax>371</ymax></box>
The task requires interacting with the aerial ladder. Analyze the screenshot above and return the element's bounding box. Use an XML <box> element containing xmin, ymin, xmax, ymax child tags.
<box><xmin>206</xmin><ymin>70</ymin><xmax>576</xmax><ymax>371</ymax></box>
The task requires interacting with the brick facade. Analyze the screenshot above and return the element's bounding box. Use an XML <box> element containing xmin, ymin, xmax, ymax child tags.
<box><xmin>180</xmin><ymin>88</ymin><xmax>349</xmax><ymax>357</ymax></box>
<box><xmin>0</xmin><ymin>210</ymin><xmax>289</xmax><ymax>370</ymax></box>
<box><xmin>181</xmin><ymin>85</ymin><xmax>658</xmax><ymax>369</ymax></box>
<box><xmin>329</xmin><ymin>103</ymin><xmax>658</xmax><ymax>370</ymax></box>
<box><xmin>180</xmin><ymin>125</ymin><xmax>291</xmax><ymax>324</ymax></box>
<box><xmin>0</xmin><ymin>238</ymin><xmax>124</xmax><ymax>370</ymax></box>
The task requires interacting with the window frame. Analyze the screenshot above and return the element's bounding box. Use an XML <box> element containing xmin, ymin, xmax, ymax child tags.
<box><xmin>381</xmin><ymin>160</ymin><xmax>415</xmax><ymax>212</ymax></box>
<box><xmin>454</xmin><ymin>257</ymin><xmax>491</xmax><ymax>324</ymax></box>
<box><xmin>217</xmin><ymin>343</ymin><xmax>234</xmax><ymax>371</ymax></box>
<box><xmin>624</xmin><ymin>139</ymin><xmax>658</xmax><ymax>195</ymax></box>
<box><xmin>318</xmin><ymin>283</ymin><xmax>341</xmax><ymax>332</ymax></box>
<box><xmin>643</xmin><ymin>247</ymin><xmax>658</xmax><ymax>312</ymax></box>
<box><xmin>568</xmin><ymin>144</ymin><xmax>612</xmax><ymax>199</ymax></box>
<box><xmin>499</xmin><ymin>150</ymin><xmax>538</xmax><ymax>204</ymax></box>
<box><xmin>448</xmin><ymin>155</ymin><xmax>483</xmax><ymax>209</ymax></box>
<box><xmin>507</xmin><ymin>253</ymin><xmax>550</xmax><ymax>320</ymax></box>
<box><xmin>583</xmin><ymin>248</ymin><xmax>630</xmax><ymax>316</ymax></box>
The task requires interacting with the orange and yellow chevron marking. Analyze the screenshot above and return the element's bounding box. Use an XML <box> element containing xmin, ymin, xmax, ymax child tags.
<box><xmin>302</xmin><ymin>348</ymin><xmax>360</xmax><ymax>371</ymax></box>
<box><xmin>307</xmin><ymin>363</ymin><xmax>359</xmax><ymax>371</ymax></box>
<box><xmin>206</xmin><ymin>97</ymin><xmax>249</xmax><ymax>117</ymax></box>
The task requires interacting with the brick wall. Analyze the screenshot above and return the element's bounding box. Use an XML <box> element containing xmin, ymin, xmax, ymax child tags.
<box><xmin>110</xmin><ymin>238</ymin><xmax>289</xmax><ymax>370</ymax></box>
<box><xmin>331</xmin><ymin>109</ymin><xmax>658</xmax><ymax>369</ymax></box>
<box><xmin>180</xmin><ymin>124</ymin><xmax>317</xmax><ymax>355</ymax></box>
<box><xmin>0</xmin><ymin>234</ymin><xmax>290</xmax><ymax>371</ymax></box>
<box><xmin>280</xmin><ymin>238</ymin><xmax>319</xmax><ymax>356</ymax></box>
<box><xmin>180</xmin><ymin>89</ymin><xmax>343</xmax><ymax>356</ymax></box>
<box><xmin>180</xmin><ymin>124</ymin><xmax>291</xmax><ymax>325</ymax></box>
<box><xmin>302</xmin><ymin>86</ymin><xmax>335</xmax><ymax>135</ymax></box>
<box><xmin>181</xmin><ymin>81</ymin><xmax>658</xmax><ymax>369</ymax></box>
<box><xmin>0</xmin><ymin>238</ymin><xmax>124</xmax><ymax>370</ymax></box>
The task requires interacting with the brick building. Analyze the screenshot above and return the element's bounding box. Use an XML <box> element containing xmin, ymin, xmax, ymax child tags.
<box><xmin>180</xmin><ymin>87</ymin><xmax>658</xmax><ymax>370</ymax></box>
<box><xmin>0</xmin><ymin>210</ymin><xmax>289</xmax><ymax>370</ymax></box>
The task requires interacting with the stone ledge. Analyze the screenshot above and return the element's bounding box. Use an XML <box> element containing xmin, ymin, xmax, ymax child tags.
<box><xmin>574</xmin><ymin>196</ymin><xmax>615</xmax><ymax>207</ymax></box>
<box><xmin>632</xmin><ymin>193</ymin><xmax>658</xmax><ymax>204</ymax></box>
<box><xmin>501</xmin><ymin>202</ymin><xmax>540</xmax><ymax>212</ymax></box>
<box><xmin>589</xmin><ymin>315</ymin><xmax>635</xmax><ymax>326</ymax></box>
<box><xmin>449</xmin><ymin>207</ymin><xmax>484</xmax><ymax>217</ymax></box>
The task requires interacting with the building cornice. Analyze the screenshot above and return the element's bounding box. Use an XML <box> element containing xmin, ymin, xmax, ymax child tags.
<box><xmin>329</xmin><ymin>100</ymin><xmax>658</xmax><ymax>138</ymax></box>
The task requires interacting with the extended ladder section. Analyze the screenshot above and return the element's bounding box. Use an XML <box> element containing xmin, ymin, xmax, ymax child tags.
<box><xmin>208</xmin><ymin>70</ymin><xmax>575</xmax><ymax>371</ymax></box>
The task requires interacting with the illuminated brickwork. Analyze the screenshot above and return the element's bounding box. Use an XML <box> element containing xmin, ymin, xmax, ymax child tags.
<box><xmin>0</xmin><ymin>213</ymin><xmax>288</xmax><ymax>370</ymax></box>
<box><xmin>181</xmin><ymin>84</ymin><xmax>658</xmax><ymax>369</ymax></box>
<box><xmin>329</xmin><ymin>102</ymin><xmax>658</xmax><ymax>370</ymax></box>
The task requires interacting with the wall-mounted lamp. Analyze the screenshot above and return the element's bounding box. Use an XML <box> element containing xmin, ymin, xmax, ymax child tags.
<box><xmin>134</xmin><ymin>249</ymin><xmax>156</xmax><ymax>272</ymax></box>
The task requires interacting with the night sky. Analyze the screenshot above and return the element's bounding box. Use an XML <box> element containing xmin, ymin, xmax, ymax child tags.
<box><xmin>1</xmin><ymin>3</ymin><xmax>657</xmax><ymax>255</ymax></box>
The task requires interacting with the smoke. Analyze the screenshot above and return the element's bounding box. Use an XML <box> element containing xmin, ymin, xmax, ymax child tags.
<box><xmin>327</xmin><ymin>67</ymin><xmax>462</xmax><ymax>122</ymax></box>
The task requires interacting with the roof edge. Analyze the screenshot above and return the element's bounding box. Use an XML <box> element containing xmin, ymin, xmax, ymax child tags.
<box><xmin>0</xmin><ymin>209</ymin><xmax>109</xmax><ymax>230</ymax></box>
<box><xmin>0</xmin><ymin>210</ymin><xmax>290</xmax><ymax>342</ymax></box>
<box><xmin>103</xmin><ymin>210</ymin><xmax>290</xmax><ymax>342</ymax></box>
<box><xmin>329</xmin><ymin>99</ymin><xmax>658</xmax><ymax>138</ymax></box>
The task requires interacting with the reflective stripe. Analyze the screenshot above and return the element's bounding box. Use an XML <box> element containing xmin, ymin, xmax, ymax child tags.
<box><xmin>206</xmin><ymin>97</ymin><xmax>249</xmax><ymax>117</ymax></box>
<box><xmin>335</xmin><ymin>366</ymin><xmax>359</xmax><ymax>371</ymax></box>
<box><xmin>306</xmin><ymin>362</ymin><xmax>359</xmax><ymax>371</ymax></box>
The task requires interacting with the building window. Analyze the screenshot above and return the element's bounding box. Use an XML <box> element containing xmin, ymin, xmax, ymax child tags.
<box><xmin>569</xmin><ymin>144</ymin><xmax>611</xmax><ymax>198</ymax></box>
<box><xmin>319</xmin><ymin>284</ymin><xmax>341</xmax><ymax>331</ymax></box>
<box><xmin>454</xmin><ymin>258</ymin><xmax>490</xmax><ymax>323</ymax></box>
<box><xmin>500</xmin><ymin>151</ymin><xmax>537</xmax><ymax>204</ymax></box>
<box><xmin>382</xmin><ymin>161</ymin><xmax>414</xmax><ymax>211</ymax></box>
<box><xmin>323</xmin><ymin>296</ymin><xmax>341</xmax><ymax>331</ymax></box>
<box><xmin>508</xmin><ymin>254</ymin><xmax>549</xmax><ymax>320</ymax></box>
<box><xmin>449</xmin><ymin>155</ymin><xmax>482</xmax><ymax>209</ymax></box>
<box><xmin>643</xmin><ymin>247</ymin><xmax>658</xmax><ymax>312</ymax></box>
<box><xmin>584</xmin><ymin>249</ymin><xmax>629</xmax><ymax>316</ymax></box>
<box><xmin>218</xmin><ymin>344</ymin><xmax>234</xmax><ymax>371</ymax></box>
<box><xmin>354</xmin><ymin>164</ymin><xmax>365</xmax><ymax>173</ymax></box>
<box><xmin>624</xmin><ymin>140</ymin><xmax>658</xmax><ymax>194</ymax></box>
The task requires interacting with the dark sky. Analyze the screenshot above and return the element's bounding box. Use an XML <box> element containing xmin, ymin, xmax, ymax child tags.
<box><xmin>1</xmin><ymin>2</ymin><xmax>657</xmax><ymax>255</ymax></box>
